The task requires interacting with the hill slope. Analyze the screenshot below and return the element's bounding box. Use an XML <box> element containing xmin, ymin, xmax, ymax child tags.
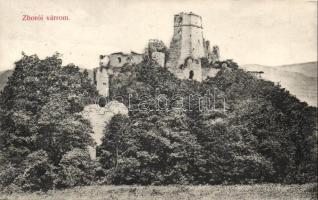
<box><xmin>0</xmin><ymin>70</ymin><xmax>13</xmax><ymax>91</ymax></box>
<box><xmin>279</xmin><ymin>62</ymin><xmax>317</xmax><ymax>77</ymax></box>
<box><xmin>241</xmin><ymin>62</ymin><xmax>317</xmax><ymax>107</ymax></box>
<box><xmin>100</xmin><ymin>60</ymin><xmax>317</xmax><ymax>185</ymax></box>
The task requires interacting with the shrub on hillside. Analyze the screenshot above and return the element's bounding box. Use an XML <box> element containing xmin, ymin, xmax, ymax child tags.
<box><xmin>15</xmin><ymin>151</ymin><xmax>55</xmax><ymax>192</ymax></box>
<box><xmin>56</xmin><ymin>148</ymin><xmax>95</xmax><ymax>188</ymax></box>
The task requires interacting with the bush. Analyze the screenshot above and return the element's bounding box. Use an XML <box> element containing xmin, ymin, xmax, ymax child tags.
<box><xmin>14</xmin><ymin>151</ymin><xmax>55</xmax><ymax>192</ymax></box>
<box><xmin>56</xmin><ymin>148</ymin><xmax>95</xmax><ymax>188</ymax></box>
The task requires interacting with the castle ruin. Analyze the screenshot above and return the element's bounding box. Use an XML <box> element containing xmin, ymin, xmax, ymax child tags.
<box><xmin>89</xmin><ymin>12</ymin><xmax>225</xmax><ymax>159</ymax></box>
<box><xmin>94</xmin><ymin>12</ymin><xmax>221</xmax><ymax>97</ymax></box>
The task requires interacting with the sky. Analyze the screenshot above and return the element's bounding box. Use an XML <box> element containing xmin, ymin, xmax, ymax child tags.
<box><xmin>0</xmin><ymin>0</ymin><xmax>317</xmax><ymax>70</ymax></box>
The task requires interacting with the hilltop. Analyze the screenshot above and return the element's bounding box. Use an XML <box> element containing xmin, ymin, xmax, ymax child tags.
<box><xmin>241</xmin><ymin>62</ymin><xmax>317</xmax><ymax>106</ymax></box>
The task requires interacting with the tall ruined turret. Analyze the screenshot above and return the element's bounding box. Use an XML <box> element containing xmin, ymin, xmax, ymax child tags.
<box><xmin>166</xmin><ymin>12</ymin><xmax>207</xmax><ymax>81</ymax></box>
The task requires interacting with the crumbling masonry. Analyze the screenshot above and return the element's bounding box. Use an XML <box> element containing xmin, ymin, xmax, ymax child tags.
<box><xmin>94</xmin><ymin>12</ymin><xmax>220</xmax><ymax>96</ymax></box>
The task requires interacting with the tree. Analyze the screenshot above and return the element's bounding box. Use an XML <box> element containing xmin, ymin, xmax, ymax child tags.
<box><xmin>14</xmin><ymin>150</ymin><xmax>55</xmax><ymax>192</ymax></box>
<box><xmin>0</xmin><ymin>53</ymin><xmax>96</xmax><ymax>190</ymax></box>
<box><xmin>56</xmin><ymin>148</ymin><xmax>95</xmax><ymax>188</ymax></box>
<box><xmin>101</xmin><ymin>60</ymin><xmax>317</xmax><ymax>185</ymax></box>
<box><xmin>98</xmin><ymin>114</ymin><xmax>141</xmax><ymax>184</ymax></box>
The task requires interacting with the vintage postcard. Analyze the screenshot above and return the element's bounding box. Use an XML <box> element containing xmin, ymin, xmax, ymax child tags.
<box><xmin>0</xmin><ymin>0</ymin><xmax>317</xmax><ymax>199</ymax></box>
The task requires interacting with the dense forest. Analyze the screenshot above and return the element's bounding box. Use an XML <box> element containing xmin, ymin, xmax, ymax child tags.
<box><xmin>0</xmin><ymin>54</ymin><xmax>316</xmax><ymax>192</ymax></box>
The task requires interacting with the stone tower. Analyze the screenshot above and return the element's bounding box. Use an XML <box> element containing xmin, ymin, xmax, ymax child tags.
<box><xmin>94</xmin><ymin>55</ymin><xmax>111</xmax><ymax>97</ymax></box>
<box><xmin>166</xmin><ymin>12</ymin><xmax>207</xmax><ymax>81</ymax></box>
<box><xmin>95</xmin><ymin>68</ymin><xmax>109</xmax><ymax>97</ymax></box>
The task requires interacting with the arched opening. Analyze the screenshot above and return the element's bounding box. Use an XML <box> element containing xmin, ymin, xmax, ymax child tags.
<box><xmin>185</xmin><ymin>57</ymin><xmax>193</xmax><ymax>66</ymax></box>
<box><xmin>118</xmin><ymin>57</ymin><xmax>121</xmax><ymax>63</ymax></box>
<box><xmin>189</xmin><ymin>70</ymin><xmax>194</xmax><ymax>80</ymax></box>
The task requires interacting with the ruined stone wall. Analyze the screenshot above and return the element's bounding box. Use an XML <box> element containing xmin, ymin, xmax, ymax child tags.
<box><xmin>184</xmin><ymin>58</ymin><xmax>202</xmax><ymax>81</ymax></box>
<box><xmin>202</xmin><ymin>67</ymin><xmax>220</xmax><ymax>79</ymax></box>
<box><xmin>109</xmin><ymin>54</ymin><xmax>129</xmax><ymax>68</ymax></box>
<box><xmin>189</xmin><ymin>13</ymin><xmax>202</xmax><ymax>27</ymax></box>
<box><xmin>204</xmin><ymin>40</ymin><xmax>210</xmax><ymax>58</ymax></box>
<box><xmin>130</xmin><ymin>54</ymin><xmax>143</xmax><ymax>65</ymax></box>
<box><xmin>179</xmin><ymin>25</ymin><xmax>191</xmax><ymax>67</ymax></box>
<box><xmin>166</xmin><ymin>25</ymin><xmax>182</xmax><ymax>69</ymax></box>
<box><xmin>171</xmin><ymin>57</ymin><xmax>202</xmax><ymax>81</ymax></box>
<box><xmin>151</xmin><ymin>51</ymin><xmax>165</xmax><ymax>67</ymax></box>
<box><xmin>82</xmin><ymin>102</ymin><xmax>128</xmax><ymax>160</ymax></box>
<box><xmin>189</xmin><ymin>25</ymin><xmax>205</xmax><ymax>58</ymax></box>
<box><xmin>95</xmin><ymin>52</ymin><xmax>143</xmax><ymax>97</ymax></box>
<box><xmin>211</xmin><ymin>46</ymin><xmax>220</xmax><ymax>63</ymax></box>
<box><xmin>148</xmin><ymin>39</ymin><xmax>166</xmax><ymax>53</ymax></box>
<box><xmin>99</xmin><ymin>55</ymin><xmax>110</xmax><ymax>67</ymax></box>
<box><xmin>108</xmin><ymin>53</ymin><xmax>143</xmax><ymax>68</ymax></box>
<box><xmin>95</xmin><ymin>68</ymin><xmax>109</xmax><ymax>97</ymax></box>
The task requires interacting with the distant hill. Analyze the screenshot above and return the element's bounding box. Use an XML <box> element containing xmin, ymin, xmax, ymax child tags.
<box><xmin>0</xmin><ymin>70</ymin><xmax>13</xmax><ymax>91</ymax></box>
<box><xmin>241</xmin><ymin>62</ymin><xmax>317</xmax><ymax>107</ymax></box>
<box><xmin>279</xmin><ymin>62</ymin><xmax>317</xmax><ymax>77</ymax></box>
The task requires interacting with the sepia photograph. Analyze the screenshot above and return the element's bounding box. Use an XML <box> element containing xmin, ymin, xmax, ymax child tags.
<box><xmin>0</xmin><ymin>0</ymin><xmax>317</xmax><ymax>199</ymax></box>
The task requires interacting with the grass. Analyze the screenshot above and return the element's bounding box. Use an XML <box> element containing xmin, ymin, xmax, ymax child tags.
<box><xmin>0</xmin><ymin>184</ymin><xmax>316</xmax><ymax>200</ymax></box>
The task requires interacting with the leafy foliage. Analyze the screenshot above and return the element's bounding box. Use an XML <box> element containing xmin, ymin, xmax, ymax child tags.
<box><xmin>56</xmin><ymin>148</ymin><xmax>95</xmax><ymax>188</ymax></box>
<box><xmin>0</xmin><ymin>53</ymin><xmax>316</xmax><ymax>191</ymax></box>
<box><xmin>0</xmin><ymin>53</ymin><xmax>97</xmax><ymax>191</ymax></box>
<box><xmin>99</xmin><ymin>60</ymin><xmax>317</xmax><ymax>185</ymax></box>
